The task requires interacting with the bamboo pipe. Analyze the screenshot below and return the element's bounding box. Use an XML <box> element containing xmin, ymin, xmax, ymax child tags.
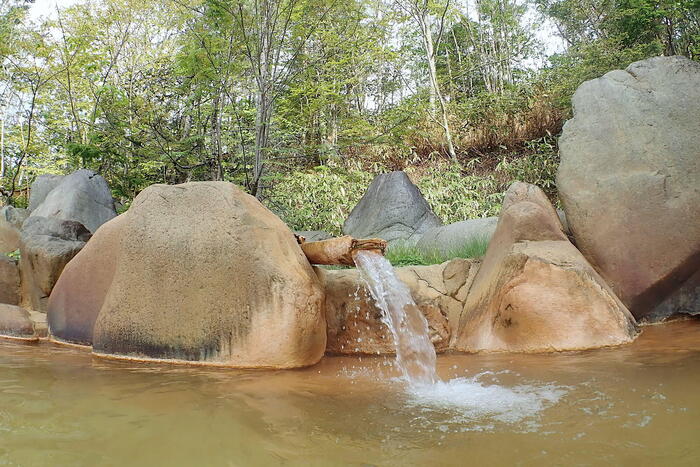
<box><xmin>296</xmin><ymin>235</ymin><xmax>387</xmax><ymax>266</ymax></box>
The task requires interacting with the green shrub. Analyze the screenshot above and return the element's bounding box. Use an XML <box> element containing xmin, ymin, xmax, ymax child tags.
<box><xmin>385</xmin><ymin>235</ymin><xmax>489</xmax><ymax>267</ymax></box>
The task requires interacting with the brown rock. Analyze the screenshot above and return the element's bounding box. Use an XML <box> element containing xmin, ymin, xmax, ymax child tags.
<box><xmin>453</xmin><ymin>182</ymin><xmax>638</xmax><ymax>353</ymax></box>
<box><xmin>91</xmin><ymin>182</ymin><xmax>326</xmax><ymax>368</ymax></box>
<box><xmin>47</xmin><ymin>215</ymin><xmax>125</xmax><ymax>345</ymax></box>
<box><xmin>0</xmin><ymin>206</ymin><xmax>28</xmax><ymax>253</ymax></box>
<box><xmin>319</xmin><ymin>259</ymin><xmax>475</xmax><ymax>354</ymax></box>
<box><xmin>0</xmin><ymin>304</ymin><xmax>38</xmax><ymax>340</ymax></box>
<box><xmin>0</xmin><ymin>255</ymin><xmax>20</xmax><ymax>305</ymax></box>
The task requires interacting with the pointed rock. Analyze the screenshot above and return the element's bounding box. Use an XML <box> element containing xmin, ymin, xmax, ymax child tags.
<box><xmin>343</xmin><ymin>171</ymin><xmax>441</xmax><ymax>244</ymax></box>
<box><xmin>453</xmin><ymin>182</ymin><xmax>638</xmax><ymax>353</ymax></box>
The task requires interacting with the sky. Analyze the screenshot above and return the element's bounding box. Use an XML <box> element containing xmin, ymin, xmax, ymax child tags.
<box><xmin>28</xmin><ymin>0</ymin><xmax>80</xmax><ymax>20</ymax></box>
<box><xmin>28</xmin><ymin>0</ymin><xmax>566</xmax><ymax>60</ymax></box>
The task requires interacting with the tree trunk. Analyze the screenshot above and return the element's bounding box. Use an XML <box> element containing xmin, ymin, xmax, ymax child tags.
<box><xmin>419</xmin><ymin>14</ymin><xmax>457</xmax><ymax>160</ymax></box>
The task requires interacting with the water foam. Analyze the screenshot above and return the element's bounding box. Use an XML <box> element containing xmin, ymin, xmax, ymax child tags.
<box><xmin>406</xmin><ymin>374</ymin><xmax>567</xmax><ymax>425</ymax></box>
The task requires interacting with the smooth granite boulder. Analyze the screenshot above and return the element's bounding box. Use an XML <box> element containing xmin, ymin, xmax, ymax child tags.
<box><xmin>30</xmin><ymin>169</ymin><xmax>116</xmax><ymax>233</ymax></box>
<box><xmin>453</xmin><ymin>182</ymin><xmax>639</xmax><ymax>353</ymax></box>
<box><xmin>19</xmin><ymin>217</ymin><xmax>91</xmax><ymax>312</ymax></box>
<box><xmin>90</xmin><ymin>182</ymin><xmax>326</xmax><ymax>368</ymax></box>
<box><xmin>0</xmin><ymin>304</ymin><xmax>38</xmax><ymax>340</ymax></box>
<box><xmin>0</xmin><ymin>255</ymin><xmax>20</xmax><ymax>305</ymax></box>
<box><xmin>0</xmin><ymin>206</ymin><xmax>28</xmax><ymax>253</ymax></box>
<box><xmin>558</xmin><ymin>56</ymin><xmax>700</xmax><ymax>321</ymax></box>
<box><xmin>47</xmin><ymin>215</ymin><xmax>125</xmax><ymax>345</ymax></box>
<box><xmin>343</xmin><ymin>171</ymin><xmax>441</xmax><ymax>244</ymax></box>
<box><xmin>27</xmin><ymin>174</ymin><xmax>64</xmax><ymax>212</ymax></box>
<box><xmin>416</xmin><ymin>217</ymin><xmax>497</xmax><ymax>256</ymax></box>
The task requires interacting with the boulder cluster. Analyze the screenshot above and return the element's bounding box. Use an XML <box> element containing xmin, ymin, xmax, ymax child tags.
<box><xmin>0</xmin><ymin>56</ymin><xmax>697</xmax><ymax>367</ymax></box>
<box><xmin>0</xmin><ymin>169</ymin><xmax>117</xmax><ymax>335</ymax></box>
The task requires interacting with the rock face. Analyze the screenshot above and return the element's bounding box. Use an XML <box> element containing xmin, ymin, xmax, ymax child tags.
<box><xmin>31</xmin><ymin>169</ymin><xmax>116</xmax><ymax>233</ymax></box>
<box><xmin>0</xmin><ymin>255</ymin><xmax>20</xmax><ymax>305</ymax></box>
<box><xmin>47</xmin><ymin>215</ymin><xmax>124</xmax><ymax>345</ymax></box>
<box><xmin>319</xmin><ymin>258</ymin><xmax>478</xmax><ymax>354</ymax></box>
<box><xmin>88</xmin><ymin>182</ymin><xmax>325</xmax><ymax>368</ymax></box>
<box><xmin>453</xmin><ymin>182</ymin><xmax>638</xmax><ymax>353</ymax></box>
<box><xmin>28</xmin><ymin>174</ymin><xmax>64</xmax><ymax>212</ymax></box>
<box><xmin>417</xmin><ymin>217</ymin><xmax>497</xmax><ymax>256</ymax></box>
<box><xmin>0</xmin><ymin>304</ymin><xmax>38</xmax><ymax>340</ymax></box>
<box><xmin>343</xmin><ymin>171</ymin><xmax>441</xmax><ymax>244</ymax></box>
<box><xmin>557</xmin><ymin>56</ymin><xmax>700</xmax><ymax>321</ymax></box>
<box><xmin>0</xmin><ymin>206</ymin><xmax>28</xmax><ymax>253</ymax></box>
<box><xmin>19</xmin><ymin>217</ymin><xmax>91</xmax><ymax>312</ymax></box>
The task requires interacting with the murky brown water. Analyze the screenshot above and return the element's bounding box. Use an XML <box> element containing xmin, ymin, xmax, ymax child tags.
<box><xmin>1</xmin><ymin>320</ymin><xmax>699</xmax><ymax>466</ymax></box>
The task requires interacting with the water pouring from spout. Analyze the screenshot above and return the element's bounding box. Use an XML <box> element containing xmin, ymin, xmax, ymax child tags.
<box><xmin>353</xmin><ymin>250</ymin><xmax>438</xmax><ymax>386</ymax></box>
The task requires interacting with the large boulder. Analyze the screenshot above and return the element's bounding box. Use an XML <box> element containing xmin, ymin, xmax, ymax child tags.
<box><xmin>0</xmin><ymin>304</ymin><xmax>39</xmax><ymax>341</ymax></box>
<box><xmin>0</xmin><ymin>255</ymin><xmax>20</xmax><ymax>305</ymax></box>
<box><xmin>47</xmin><ymin>215</ymin><xmax>124</xmax><ymax>345</ymax></box>
<box><xmin>30</xmin><ymin>169</ymin><xmax>116</xmax><ymax>233</ymax></box>
<box><xmin>87</xmin><ymin>182</ymin><xmax>325</xmax><ymax>368</ymax></box>
<box><xmin>453</xmin><ymin>182</ymin><xmax>638</xmax><ymax>353</ymax></box>
<box><xmin>557</xmin><ymin>56</ymin><xmax>700</xmax><ymax>321</ymax></box>
<box><xmin>319</xmin><ymin>258</ymin><xmax>478</xmax><ymax>354</ymax></box>
<box><xmin>19</xmin><ymin>217</ymin><xmax>91</xmax><ymax>312</ymax></box>
<box><xmin>0</xmin><ymin>206</ymin><xmax>28</xmax><ymax>253</ymax></box>
<box><xmin>27</xmin><ymin>174</ymin><xmax>64</xmax><ymax>212</ymax></box>
<box><xmin>343</xmin><ymin>171</ymin><xmax>441</xmax><ymax>244</ymax></box>
<box><xmin>416</xmin><ymin>217</ymin><xmax>497</xmax><ymax>256</ymax></box>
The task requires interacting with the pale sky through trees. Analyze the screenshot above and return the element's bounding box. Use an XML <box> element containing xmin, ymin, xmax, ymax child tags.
<box><xmin>30</xmin><ymin>0</ymin><xmax>566</xmax><ymax>60</ymax></box>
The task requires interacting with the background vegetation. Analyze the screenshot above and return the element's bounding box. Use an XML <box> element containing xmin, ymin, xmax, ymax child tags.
<box><xmin>1</xmin><ymin>0</ymin><xmax>698</xmax><ymax>234</ymax></box>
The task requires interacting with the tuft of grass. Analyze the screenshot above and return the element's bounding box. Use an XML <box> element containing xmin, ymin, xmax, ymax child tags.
<box><xmin>385</xmin><ymin>236</ymin><xmax>489</xmax><ymax>267</ymax></box>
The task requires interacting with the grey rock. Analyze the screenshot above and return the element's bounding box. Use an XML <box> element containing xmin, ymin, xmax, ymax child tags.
<box><xmin>31</xmin><ymin>169</ymin><xmax>116</xmax><ymax>233</ymax></box>
<box><xmin>19</xmin><ymin>216</ymin><xmax>91</xmax><ymax>311</ymax></box>
<box><xmin>557</xmin><ymin>56</ymin><xmax>700</xmax><ymax>321</ymax></box>
<box><xmin>295</xmin><ymin>230</ymin><xmax>333</xmax><ymax>242</ymax></box>
<box><xmin>416</xmin><ymin>217</ymin><xmax>497</xmax><ymax>256</ymax></box>
<box><xmin>0</xmin><ymin>206</ymin><xmax>28</xmax><ymax>253</ymax></box>
<box><xmin>28</xmin><ymin>174</ymin><xmax>65</xmax><ymax>212</ymax></box>
<box><xmin>343</xmin><ymin>171</ymin><xmax>441</xmax><ymax>244</ymax></box>
<box><xmin>0</xmin><ymin>255</ymin><xmax>20</xmax><ymax>305</ymax></box>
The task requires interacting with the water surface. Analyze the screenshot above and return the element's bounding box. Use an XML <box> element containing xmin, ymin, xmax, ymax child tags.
<box><xmin>1</xmin><ymin>320</ymin><xmax>699</xmax><ymax>466</ymax></box>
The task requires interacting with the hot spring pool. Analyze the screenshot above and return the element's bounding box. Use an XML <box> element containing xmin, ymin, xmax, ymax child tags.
<box><xmin>1</xmin><ymin>320</ymin><xmax>699</xmax><ymax>466</ymax></box>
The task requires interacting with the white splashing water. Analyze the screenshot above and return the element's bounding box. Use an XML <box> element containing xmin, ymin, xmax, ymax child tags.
<box><xmin>407</xmin><ymin>373</ymin><xmax>567</xmax><ymax>427</ymax></box>
<box><xmin>353</xmin><ymin>250</ymin><xmax>438</xmax><ymax>385</ymax></box>
<box><xmin>353</xmin><ymin>250</ymin><xmax>567</xmax><ymax>426</ymax></box>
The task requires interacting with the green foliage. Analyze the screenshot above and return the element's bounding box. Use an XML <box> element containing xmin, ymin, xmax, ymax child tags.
<box><xmin>408</xmin><ymin>163</ymin><xmax>504</xmax><ymax>222</ymax></box>
<box><xmin>496</xmin><ymin>136</ymin><xmax>560</xmax><ymax>198</ymax></box>
<box><xmin>385</xmin><ymin>236</ymin><xmax>490</xmax><ymax>267</ymax></box>
<box><xmin>265</xmin><ymin>166</ymin><xmax>374</xmax><ymax>236</ymax></box>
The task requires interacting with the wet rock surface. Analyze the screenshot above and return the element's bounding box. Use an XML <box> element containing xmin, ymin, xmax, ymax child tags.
<box><xmin>319</xmin><ymin>258</ymin><xmax>478</xmax><ymax>354</ymax></box>
<box><xmin>453</xmin><ymin>182</ymin><xmax>639</xmax><ymax>353</ymax></box>
<box><xmin>0</xmin><ymin>304</ymin><xmax>38</xmax><ymax>340</ymax></box>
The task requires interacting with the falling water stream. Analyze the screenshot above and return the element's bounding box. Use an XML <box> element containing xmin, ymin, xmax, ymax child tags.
<box><xmin>353</xmin><ymin>250</ymin><xmax>439</xmax><ymax>385</ymax></box>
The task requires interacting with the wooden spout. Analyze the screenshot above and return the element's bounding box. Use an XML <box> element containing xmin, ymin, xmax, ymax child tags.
<box><xmin>297</xmin><ymin>235</ymin><xmax>387</xmax><ymax>266</ymax></box>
